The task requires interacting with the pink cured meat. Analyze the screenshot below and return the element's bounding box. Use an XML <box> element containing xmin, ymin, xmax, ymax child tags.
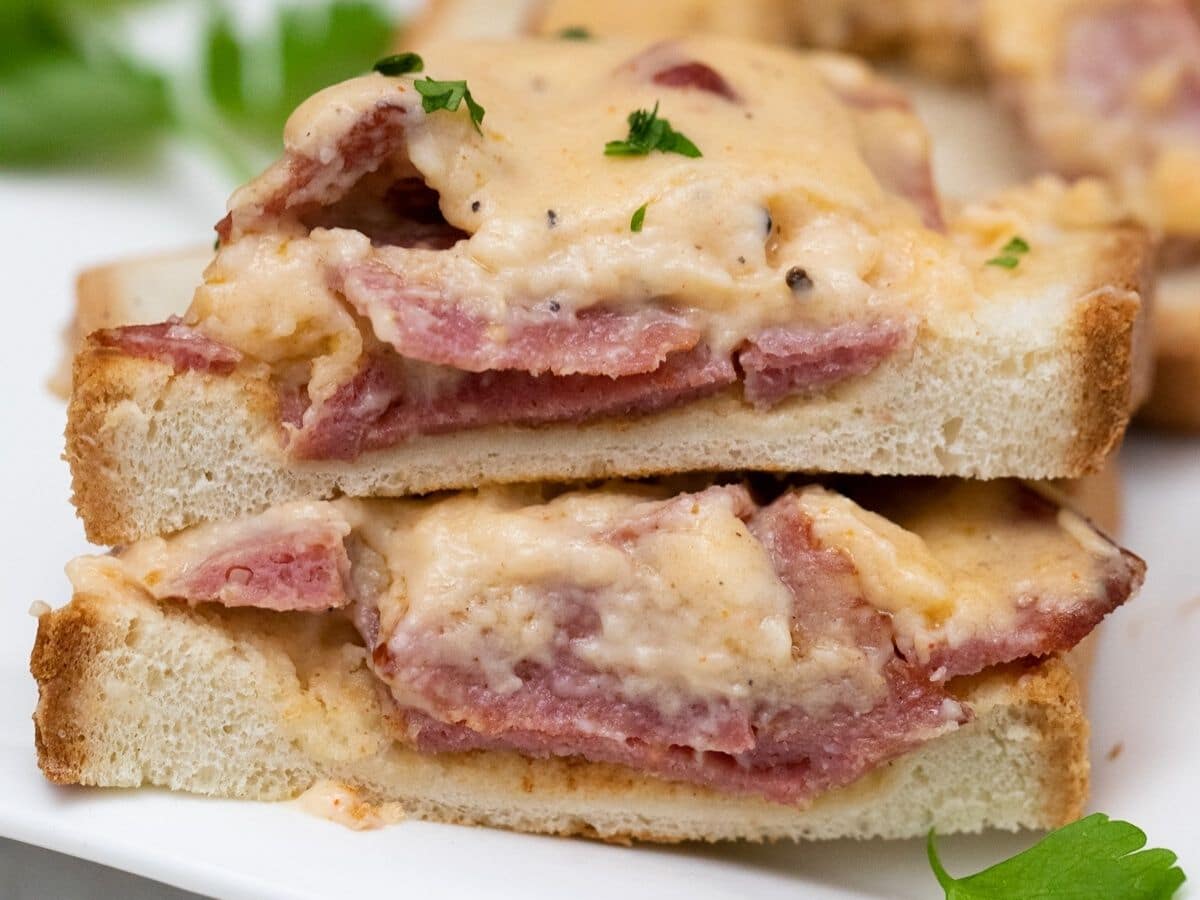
<box><xmin>338</xmin><ymin>261</ymin><xmax>703</xmax><ymax>377</ymax></box>
<box><xmin>916</xmin><ymin>487</ymin><xmax>1146</xmax><ymax>679</ymax></box>
<box><xmin>738</xmin><ymin>319</ymin><xmax>910</xmax><ymax>407</ymax></box>
<box><xmin>652</xmin><ymin>61</ymin><xmax>740</xmax><ymax>101</ymax></box>
<box><xmin>145</xmin><ymin>482</ymin><xmax>1138</xmax><ymax>802</ymax></box>
<box><xmin>157</xmin><ymin>526</ymin><xmax>351</xmax><ymax>612</ymax></box>
<box><xmin>369</xmin><ymin>488</ymin><xmax>964</xmax><ymax>806</ymax></box>
<box><xmin>394</xmin><ymin>662</ymin><xmax>955</xmax><ymax>806</ymax></box>
<box><xmin>364</xmin><ymin>485</ymin><xmax>1140</xmax><ymax>804</ymax></box>
<box><xmin>302</xmin><ymin>178</ymin><xmax>469</xmax><ymax>250</ymax></box>
<box><xmin>289</xmin><ymin>345</ymin><xmax>737</xmax><ymax>460</ymax></box>
<box><xmin>218</xmin><ymin>103</ymin><xmax>410</xmax><ymax>243</ymax></box>
<box><xmin>92</xmin><ymin>318</ymin><xmax>242</xmax><ymax>375</ymax></box>
<box><xmin>286</xmin><ymin>317</ymin><xmax>904</xmax><ymax>459</ymax></box>
<box><xmin>1064</xmin><ymin>1</ymin><xmax>1200</xmax><ymax>134</ymax></box>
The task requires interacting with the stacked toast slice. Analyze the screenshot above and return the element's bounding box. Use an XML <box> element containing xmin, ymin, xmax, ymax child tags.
<box><xmin>35</xmin><ymin>34</ymin><xmax>1150</xmax><ymax>842</ymax></box>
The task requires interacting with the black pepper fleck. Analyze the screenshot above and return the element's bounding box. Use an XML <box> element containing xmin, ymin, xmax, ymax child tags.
<box><xmin>737</xmin><ymin>255</ymin><xmax>746</xmax><ymax>264</ymax></box>
<box><xmin>546</xmin><ymin>209</ymin><xmax>558</xmax><ymax>228</ymax></box>
<box><xmin>548</xmin><ymin>300</ymin><xmax>561</xmax><ymax>313</ymax></box>
<box><xmin>763</xmin><ymin>211</ymin><xmax>773</xmax><ymax>235</ymax></box>
<box><xmin>785</xmin><ymin>266</ymin><xmax>813</xmax><ymax>291</ymax></box>
<box><xmin>471</xmin><ymin>200</ymin><xmax>481</xmax><ymax>212</ymax></box>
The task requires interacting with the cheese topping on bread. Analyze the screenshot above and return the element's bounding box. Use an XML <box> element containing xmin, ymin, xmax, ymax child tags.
<box><xmin>85</xmin><ymin>480</ymin><xmax>1136</xmax><ymax>718</ymax></box>
<box><xmin>216</xmin><ymin>38</ymin><xmax>945</xmax><ymax>341</ymax></box>
<box><xmin>82</xmin><ymin>37</ymin><xmax>1147</xmax><ymax>462</ymax></box>
<box><xmin>67</xmin><ymin>478</ymin><xmax>1141</xmax><ymax>805</ymax></box>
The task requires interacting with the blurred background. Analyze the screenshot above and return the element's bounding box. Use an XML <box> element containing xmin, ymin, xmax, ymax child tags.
<box><xmin>1</xmin><ymin>0</ymin><xmax>409</xmax><ymax>184</ymax></box>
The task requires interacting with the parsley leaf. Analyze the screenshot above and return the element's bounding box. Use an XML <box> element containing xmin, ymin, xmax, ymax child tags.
<box><xmin>605</xmin><ymin>102</ymin><xmax>701</xmax><ymax>158</ymax></box>
<box><xmin>1000</xmin><ymin>235</ymin><xmax>1030</xmax><ymax>255</ymax></box>
<box><xmin>374</xmin><ymin>52</ymin><xmax>424</xmax><ymax>76</ymax></box>
<box><xmin>631</xmin><ymin>202</ymin><xmax>648</xmax><ymax>232</ymax></box>
<box><xmin>0</xmin><ymin>0</ymin><xmax>399</xmax><ymax>179</ymax></box>
<box><xmin>928</xmin><ymin>814</ymin><xmax>1186</xmax><ymax>899</ymax></box>
<box><xmin>986</xmin><ymin>235</ymin><xmax>1031</xmax><ymax>269</ymax></box>
<box><xmin>0</xmin><ymin>1</ymin><xmax>171</xmax><ymax>165</ymax></box>
<box><xmin>0</xmin><ymin>51</ymin><xmax>170</xmax><ymax>165</ymax></box>
<box><xmin>558</xmin><ymin>26</ymin><xmax>592</xmax><ymax>40</ymax></box>
<box><xmin>414</xmin><ymin>77</ymin><xmax>485</xmax><ymax>133</ymax></box>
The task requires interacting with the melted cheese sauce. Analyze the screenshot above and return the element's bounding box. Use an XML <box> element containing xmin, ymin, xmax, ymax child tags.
<box><xmin>196</xmin><ymin>37</ymin><xmax>1016</xmax><ymax>369</ymax></box>
<box><xmin>66</xmin><ymin>481</ymin><xmax>1127</xmax><ymax>719</ymax></box>
<box><xmin>860</xmin><ymin>479</ymin><xmax>1126</xmax><ymax>662</ymax></box>
<box><xmin>342</xmin><ymin>487</ymin><xmax>883</xmax><ymax>716</ymax></box>
<box><xmin>296</xmin><ymin>780</ymin><xmax>406</xmax><ymax>830</ymax></box>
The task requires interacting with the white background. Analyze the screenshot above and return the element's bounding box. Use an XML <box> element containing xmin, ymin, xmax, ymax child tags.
<box><xmin>0</xmin><ymin>5</ymin><xmax>1198</xmax><ymax>897</ymax></box>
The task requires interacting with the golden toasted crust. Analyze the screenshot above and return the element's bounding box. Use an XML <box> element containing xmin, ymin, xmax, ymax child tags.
<box><xmin>1068</xmin><ymin>226</ymin><xmax>1153</xmax><ymax>469</ymax></box>
<box><xmin>32</xmin><ymin>587</ymin><xmax>1090</xmax><ymax>842</ymax></box>
<box><xmin>984</xmin><ymin>653</ymin><xmax>1088</xmax><ymax>826</ymax></box>
<box><xmin>66</xmin><ymin>347</ymin><xmax>281</xmax><ymax>545</ymax></box>
<box><xmin>30</xmin><ymin>599</ymin><xmax>102</xmax><ymax>785</ymax></box>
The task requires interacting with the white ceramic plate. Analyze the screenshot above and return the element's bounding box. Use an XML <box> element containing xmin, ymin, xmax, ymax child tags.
<box><xmin>2</xmin><ymin>24</ymin><xmax>1198</xmax><ymax>899</ymax></box>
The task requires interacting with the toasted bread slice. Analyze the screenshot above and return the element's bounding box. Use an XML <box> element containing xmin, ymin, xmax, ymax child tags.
<box><xmin>68</xmin><ymin>225</ymin><xmax>1146</xmax><ymax>547</ymax></box>
<box><xmin>50</xmin><ymin>247</ymin><xmax>211</xmax><ymax>399</ymax></box>
<box><xmin>31</xmin><ymin>582</ymin><xmax>1089</xmax><ymax>843</ymax></box>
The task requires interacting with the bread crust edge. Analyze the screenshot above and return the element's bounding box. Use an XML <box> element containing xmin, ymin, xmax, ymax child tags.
<box><xmin>31</xmin><ymin>589</ymin><xmax>1090</xmax><ymax>842</ymax></box>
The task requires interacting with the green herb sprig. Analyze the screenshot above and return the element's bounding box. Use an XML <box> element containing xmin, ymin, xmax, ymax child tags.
<box><xmin>630</xmin><ymin>202</ymin><xmax>648</xmax><ymax>232</ymax></box>
<box><xmin>0</xmin><ymin>0</ymin><xmax>171</xmax><ymax>165</ymax></box>
<box><xmin>986</xmin><ymin>235</ymin><xmax>1031</xmax><ymax>269</ymax></box>
<box><xmin>373</xmin><ymin>52</ymin><xmax>424</xmax><ymax>76</ymax></box>
<box><xmin>928</xmin><ymin>814</ymin><xmax>1185</xmax><ymax>899</ymax></box>
<box><xmin>414</xmin><ymin>78</ymin><xmax>485</xmax><ymax>133</ymax></box>
<box><xmin>605</xmin><ymin>102</ymin><xmax>701</xmax><ymax>158</ymax></box>
<box><xmin>558</xmin><ymin>26</ymin><xmax>592</xmax><ymax>40</ymax></box>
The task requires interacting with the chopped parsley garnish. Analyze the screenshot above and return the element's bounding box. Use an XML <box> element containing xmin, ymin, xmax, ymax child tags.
<box><xmin>928</xmin><ymin>814</ymin><xmax>1185</xmax><ymax>899</ymax></box>
<box><xmin>986</xmin><ymin>235</ymin><xmax>1031</xmax><ymax>269</ymax></box>
<box><xmin>630</xmin><ymin>202</ymin><xmax>648</xmax><ymax>232</ymax></box>
<box><xmin>414</xmin><ymin>77</ymin><xmax>485</xmax><ymax>133</ymax></box>
<box><xmin>373</xmin><ymin>52</ymin><xmax>424</xmax><ymax>76</ymax></box>
<box><xmin>605</xmin><ymin>102</ymin><xmax>701</xmax><ymax>158</ymax></box>
<box><xmin>558</xmin><ymin>26</ymin><xmax>592</xmax><ymax>40</ymax></box>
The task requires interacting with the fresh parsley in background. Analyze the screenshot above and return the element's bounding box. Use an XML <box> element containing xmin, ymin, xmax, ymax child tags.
<box><xmin>928</xmin><ymin>814</ymin><xmax>1185</xmax><ymax>899</ymax></box>
<box><xmin>0</xmin><ymin>0</ymin><xmax>172</xmax><ymax>165</ymax></box>
<box><xmin>0</xmin><ymin>0</ymin><xmax>396</xmax><ymax>179</ymax></box>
